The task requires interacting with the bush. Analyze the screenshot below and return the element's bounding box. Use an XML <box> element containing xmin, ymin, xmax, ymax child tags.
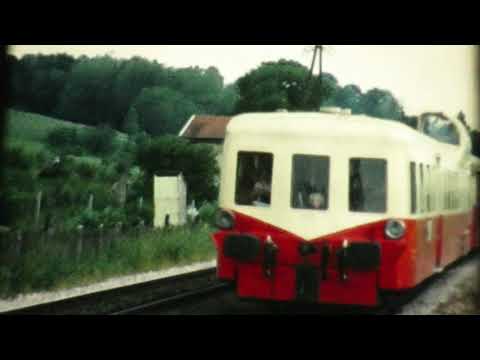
<box><xmin>80</xmin><ymin>125</ymin><xmax>117</xmax><ymax>155</ymax></box>
<box><xmin>4</xmin><ymin>146</ymin><xmax>36</xmax><ymax>170</ymax></box>
<box><xmin>136</xmin><ymin>136</ymin><xmax>219</xmax><ymax>203</ymax></box>
<box><xmin>99</xmin><ymin>207</ymin><xmax>127</xmax><ymax>229</ymax></box>
<box><xmin>59</xmin><ymin>145</ymin><xmax>85</xmax><ymax>157</ymax></box>
<box><xmin>47</xmin><ymin>127</ymin><xmax>79</xmax><ymax>150</ymax></box>
<box><xmin>198</xmin><ymin>202</ymin><xmax>218</xmax><ymax>225</ymax></box>
<box><xmin>96</xmin><ymin>164</ymin><xmax>119</xmax><ymax>183</ymax></box>
<box><xmin>74</xmin><ymin>161</ymin><xmax>99</xmax><ymax>179</ymax></box>
<box><xmin>123</xmin><ymin>202</ymin><xmax>154</xmax><ymax>227</ymax></box>
<box><xmin>71</xmin><ymin>209</ymin><xmax>102</xmax><ymax>230</ymax></box>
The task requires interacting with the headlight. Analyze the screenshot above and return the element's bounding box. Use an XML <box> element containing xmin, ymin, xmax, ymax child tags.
<box><xmin>215</xmin><ymin>209</ymin><xmax>235</xmax><ymax>230</ymax></box>
<box><xmin>385</xmin><ymin>220</ymin><xmax>406</xmax><ymax>240</ymax></box>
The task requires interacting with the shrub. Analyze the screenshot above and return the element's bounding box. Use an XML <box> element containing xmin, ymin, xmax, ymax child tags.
<box><xmin>136</xmin><ymin>136</ymin><xmax>219</xmax><ymax>203</ymax></box>
<box><xmin>73</xmin><ymin>209</ymin><xmax>102</xmax><ymax>230</ymax></box>
<box><xmin>4</xmin><ymin>146</ymin><xmax>35</xmax><ymax>170</ymax></box>
<box><xmin>47</xmin><ymin>127</ymin><xmax>79</xmax><ymax>149</ymax></box>
<box><xmin>99</xmin><ymin>207</ymin><xmax>127</xmax><ymax>229</ymax></box>
<box><xmin>96</xmin><ymin>164</ymin><xmax>119</xmax><ymax>183</ymax></box>
<box><xmin>80</xmin><ymin>125</ymin><xmax>117</xmax><ymax>155</ymax></box>
<box><xmin>198</xmin><ymin>202</ymin><xmax>218</xmax><ymax>225</ymax></box>
<box><xmin>74</xmin><ymin>161</ymin><xmax>99</xmax><ymax>179</ymax></box>
<box><xmin>56</xmin><ymin>182</ymin><xmax>78</xmax><ymax>207</ymax></box>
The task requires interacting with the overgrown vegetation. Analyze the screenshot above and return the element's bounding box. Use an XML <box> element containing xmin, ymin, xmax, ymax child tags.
<box><xmin>0</xmin><ymin>224</ymin><xmax>215</xmax><ymax>299</ymax></box>
<box><xmin>136</xmin><ymin>136</ymin><xmax>220</xmax><ymax>203</ymax></box>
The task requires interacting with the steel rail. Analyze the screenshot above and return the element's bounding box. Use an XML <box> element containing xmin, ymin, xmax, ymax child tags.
<box><xmin>3</xmin><ymin>267</ymin><xmax>219</xmax><ymax>315</ymax></box>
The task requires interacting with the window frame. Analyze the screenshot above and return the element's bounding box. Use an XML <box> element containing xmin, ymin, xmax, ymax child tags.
<box><xmin>234</xmin><ymin>151</ymin><xmax>275</xmax><ymax>208</ymax></box>
<box><xmin>419</xmin><ymin>164</ymin><xmax>424</xmax><ymax>213</ymax></box>
<box><xmin>291</xmin><ymin>154</ymin><xmax>331</xmax><ymax>211</ymax></box>
<box><xmin>410</xmin><ymin>162</ymin><xmax>417</xmax><ymax>214</ymax></box>
<box><xmin>348</xmin><ymin>157</ymin><xmax>388</xmax><ymax>214</ymax></box>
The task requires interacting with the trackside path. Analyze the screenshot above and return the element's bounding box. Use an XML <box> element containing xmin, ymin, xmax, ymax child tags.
<box><xmin>0</xmin><ymin>260</ymin><xmax>216</xmax><ymax>313</ymax></box>
<box><xmin>398</xmin><ymin>254</ymin><xmax>479</xmax><ymax>315</ymax></box>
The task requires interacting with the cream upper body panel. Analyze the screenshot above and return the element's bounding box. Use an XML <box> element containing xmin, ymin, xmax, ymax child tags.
<box><xmin>218</xmin><ymin>112</ymin><xmax>478</xmax><ymax>240</ymax></box>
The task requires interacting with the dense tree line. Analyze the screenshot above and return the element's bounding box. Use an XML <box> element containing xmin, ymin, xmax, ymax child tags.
<box><xmin>7</xmin><ymin>54</ymin><xmax>416</xmax><ymax>135</ymax></box>
<box><xmin>7</xmin><ymin>54</ymin><xmax>239</xmax><ymax>137</ymax></box>
<box><xmin>8</xmin><ymin>54</ymin><xmax>480</xmax><ymax>157</ymax></box>
<box><xmin>235</xmin><ymin>59</ymin><xmax>410</xmax><ymax>126</ymax></box>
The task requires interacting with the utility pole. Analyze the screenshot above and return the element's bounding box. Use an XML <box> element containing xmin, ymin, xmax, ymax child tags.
<box><xmin>305</xmin><ymin>45</ymin><xmax>325</xmax><ymax>110</ymax></box>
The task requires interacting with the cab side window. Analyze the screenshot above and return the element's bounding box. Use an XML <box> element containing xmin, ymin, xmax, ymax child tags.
<box><xmin>349</xmin><ymin>159</ymin><xmax>387</xmax><ymax>213</ymax></box>
<box><xmin>235</xmin><ymin>152</ymin><xmax>273</xmax><ymax>207</ymax></box>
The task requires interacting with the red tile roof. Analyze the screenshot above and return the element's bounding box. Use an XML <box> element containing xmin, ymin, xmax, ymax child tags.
<box><xmin>179</xmin><ymin>115</ymin><xmax>231</xmax><ymax>140</ymax></box>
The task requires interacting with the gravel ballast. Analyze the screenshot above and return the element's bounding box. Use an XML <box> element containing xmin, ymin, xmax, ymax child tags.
<box><xmin>0</xmin><ymin>259</ymin><xmax>216</xmax><ymax>313</ymax></box>
<box><xmin>399</xmin><ymin>255</ymin><xmax>480</xmax><ymax>315</ymax></box>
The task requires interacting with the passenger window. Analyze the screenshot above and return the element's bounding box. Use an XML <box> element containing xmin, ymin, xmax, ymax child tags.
<box><xmin>410</xmin><ymin>162</ymin><xmax>417</xmax><ymax>214</ymax></box>
<box><xmin>235</xmin><ymin>152</ymin><xmax>273</xmax><ymax>207</ymax></box>
<box><xmin>349</xmin><ymin>159</ymin><xmax>387</xmax><ymax>213</ymax></box>
<box><xmin>292</xmin><ymin>155</ymin><xmax>329</xmax><ymax>210</ymax></box>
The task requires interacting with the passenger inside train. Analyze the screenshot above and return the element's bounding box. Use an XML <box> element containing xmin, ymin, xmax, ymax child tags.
<box><xmin>235</xmin><ymin>152</ymin><xmax>273</xmax><ymax>207</ymax></box>
<box><xmin>292</xmin><ymin>155</ymin><xmax>329</xmax><ymax>210</ymax></box>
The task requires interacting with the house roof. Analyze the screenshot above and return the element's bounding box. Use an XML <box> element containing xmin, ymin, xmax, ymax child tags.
<box><xmin>179</xmin><ymin>115</ymin><xmax>231</xmax><ymax>141</ymax></box>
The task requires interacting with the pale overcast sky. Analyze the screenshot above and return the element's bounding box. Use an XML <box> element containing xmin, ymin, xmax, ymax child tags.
<box><xmin>9</xmin><ymin>45</ymin><xmax>480</xmax><ymax>129</ymax></box>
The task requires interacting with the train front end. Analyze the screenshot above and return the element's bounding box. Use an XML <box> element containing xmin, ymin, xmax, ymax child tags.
<box><xmin>211</xmin><ymin>113</ymin><xmax>436</xmax><ymax>307</ymax></box>
<box><xmin>213</xmin><ymin>113</ymin><xmax>476</xmax><ymax>307</ymax></box>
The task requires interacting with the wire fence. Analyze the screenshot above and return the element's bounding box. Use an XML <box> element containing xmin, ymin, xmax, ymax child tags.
<box><xmin>0</xmin><ymin>222</ymin><xmax>150</xmax><ymax>265</ymax></box>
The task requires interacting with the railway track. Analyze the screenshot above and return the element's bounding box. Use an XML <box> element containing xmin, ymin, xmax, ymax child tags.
<box><xmin>3</xmin><ymin>268</ymin><xmax>231</xmax><ymax>315</ymax></box>
<box><xmin>3</xmin><ymin>251</ymin><xmax>478</xmax><ymax>315</ymax></box>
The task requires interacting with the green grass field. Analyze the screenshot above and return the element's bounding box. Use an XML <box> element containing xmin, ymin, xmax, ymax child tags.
<box><xmin>5</xmin><ymin>109</ymin><xmax>128</xmax><ymax>153</ymax></box>
<box><xmin>6</xmin><ymin>109</ymin><xmax>88</xmax><ymax>142</ymax></box>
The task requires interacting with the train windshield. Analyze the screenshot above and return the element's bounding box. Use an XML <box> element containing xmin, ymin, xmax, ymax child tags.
<box><xmin>349</xmin><ymin>159</ymin><xmax>387</xmax><ymax>213</ymax></box>
<box><xmin>235</xmin><ymin>152</ymin><xmax>273</xmax><ymax>207</ymax></box>
<box><xmin>291</xmin><ymin>155</ymin><xmax>330</xmax><ymax>210</ymax></box>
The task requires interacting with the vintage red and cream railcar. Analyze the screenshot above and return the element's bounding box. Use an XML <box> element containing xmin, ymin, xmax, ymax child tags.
<box><xmin>212</xmin><ymin>109</ymin><xmax>480</xmax><ymax>307</ymax></box>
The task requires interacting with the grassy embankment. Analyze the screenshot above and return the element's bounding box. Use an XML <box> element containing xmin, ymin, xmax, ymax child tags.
<box><xmin>1</xmin><ymin>110</ymin><xmax>217</xmax><ymax>299</ymax></box>
<box><xmin>0</xmin><ymin>224</ymin><xmax>216</xmax><ymax>299</ymax></box>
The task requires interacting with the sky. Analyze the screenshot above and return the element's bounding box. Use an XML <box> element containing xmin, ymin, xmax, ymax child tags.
<box><xmin>9</xmin><ymin>45</ymin><xmax>480</xmax><ymax>129</ymax></box>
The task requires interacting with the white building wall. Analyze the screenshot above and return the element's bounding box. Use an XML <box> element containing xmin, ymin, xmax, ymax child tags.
<box><xmin>154</xmin><ymin>175</ymin><xmax>187</xmax><ymax>228</ymax></box>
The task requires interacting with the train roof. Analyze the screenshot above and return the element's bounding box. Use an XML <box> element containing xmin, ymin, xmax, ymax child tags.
<box><xmin>228</xmin><ymin>112</ymin><xmax>434</xmax><ymax>144</ymax></box>
<box><xmin>227</xmin><ymin>112</ymin><xmax>480</xmax><ymax>171</ymax></box>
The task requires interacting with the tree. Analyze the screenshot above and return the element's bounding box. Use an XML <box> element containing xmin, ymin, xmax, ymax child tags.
<box><xmin>131</xmin><ymin>87</ymin><xmax>198</xmax><ymax>136</ymax></box>
<box><xmin>111</xmin><ymin>57</ymin><xmax>164</xmax><ymax>128</ymax></box>
<box><xmin>55</xmin><ymin>56</ymin><xmax>121</xmax><ymax>127</ymax></box>
<box><xmin>359</xmin><ymin>88</ymin><xmax>404</xmax><ymax>121</ymax></box>
<box><xmin>216</xmin><ymin>84</ymin><xmax>240</xmax><ymax>115</ymax></box>
<box><xmin>8</xmin><ymin>54</ymin><xmax>75</xmax><ymax>115</ymax></box>
<box><xmin>123</xmin><ymin>107</ymin><xmax>141</xmax><ymax>135</ymax></box>
<box><xmin>136</xmin><ymin>136</ymin><xmax>219</xmax><ymax>202</ymax></box>
<box><xmin>235</xmin><ymin>59</ymin><xmax>339</xmax><ymax>113</ymax></box>
<box><xmin>334</xmin><ymin>85</ymin><xmax>363</xmax><ymax>114</ymax></box>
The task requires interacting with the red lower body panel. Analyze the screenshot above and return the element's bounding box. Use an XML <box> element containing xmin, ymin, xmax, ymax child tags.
<box><xmin>213</xmin><ymin>209</ymin><xmax>478</xmax><ymax>307</ymax></box>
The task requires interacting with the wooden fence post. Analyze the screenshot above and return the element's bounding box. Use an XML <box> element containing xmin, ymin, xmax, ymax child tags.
<box><xmin>87</xmin><ymin>194</ymin><xmax>94</xmax><ymax>212</ymax></box>
<box><xmin>34</xmin><ymin>191</ymin><xmax>42</xmax><ymax>230</ymax></box>
<box><xmin>99</xmin><ymin>223</ymin><xmax>104</xmax><ymax>252</ymax></box>
<box><xmin>15</xmin><ymin>229</ymin><xmax>23</xmax><ymax>257</ymax></box>
<box><xmin>116</xmin><ymin>222</ymin><xmax>123</xmax><ymax>242</ymax></box>
<box><xmin>76</xmin><ymin>225</ymin><xmax>84</xmax><ymax>261</ymax></box>
<box><xmin>136</xmin><ymin>220</ymin><xmax>145</xmax><ymax>238</ymax></box>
